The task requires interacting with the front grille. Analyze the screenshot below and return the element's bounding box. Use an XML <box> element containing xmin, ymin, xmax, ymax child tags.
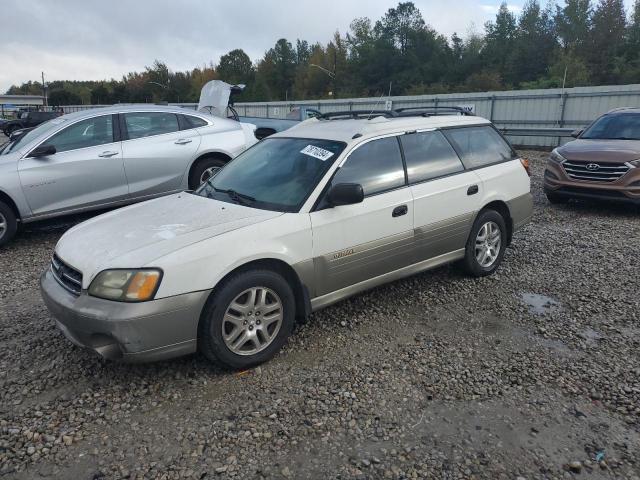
<box><xmin>51</xmin><ymin>254</ymin><xmax>82</xmax><ymax>295</ymax></box>
<box><xmin>562</xmin><ymin>160</ymin><xmax>629</xmax><ymax>183</ymax></box>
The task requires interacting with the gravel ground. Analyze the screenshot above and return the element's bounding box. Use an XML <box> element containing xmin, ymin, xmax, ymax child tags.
<box><xmin>1</xmin><ymin>150</ymin><xmax>639</xmax><ymax>480</ymax></box>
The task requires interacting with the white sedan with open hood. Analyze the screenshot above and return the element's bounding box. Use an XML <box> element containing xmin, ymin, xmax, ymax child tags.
<box><xmin>41</xmin><ymin>109</ymin><xmax>532</xmax><ymax>369</ymax></box>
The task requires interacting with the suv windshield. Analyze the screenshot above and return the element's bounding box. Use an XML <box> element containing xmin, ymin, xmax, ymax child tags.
<box><xmin>581</xmin><ymin>113</ymin><xmax>640</xmax><ymax>140</ymax></box>
<box><xmin>1</xmin><ymin>118</ymin><xmax>66</xmax><ymax>155</ymax></box>
<box><xmin>197</xmin><ymin>137</ymin><xmax>346</xmax><ymax>212</ymax></box>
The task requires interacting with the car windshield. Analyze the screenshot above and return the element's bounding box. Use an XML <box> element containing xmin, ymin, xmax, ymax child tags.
<box><xmin>1</xmin><ymin>118</ymin><xmax>66</xmax><ymax>155</ymax></box>
<box><xmin>581</xmin><ymin>113</ymin><xmax>640</xmax><ymax>140</ymax></box>
<box><xmin>196</xmin><ymin>137</ymin><xmax>346</xmax><ymax>212</ymax></box>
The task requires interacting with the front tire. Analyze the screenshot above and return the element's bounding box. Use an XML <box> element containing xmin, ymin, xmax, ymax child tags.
<box><xmin>463</xmin><ymin>210</ymin><xmax>507</xmax><ymax>277</ymax></box>
<box><xmin>198</xmin><ymin>270</ymin><xmax>296</xmax><ymax>369</ymax></box>
<box><xmin>188</xmin><ymin>157</ymin><xmax>227</xmax><ymax>190</ymax></box>
<box><xmin>545</xmin><ymin>191</ymin><xmax>569</xmax><ymax>204</ymax></box>
<box><xmin>0</xmin><ymin>201</ymin><xmax>17</xmax><ymax>247</ymax></box>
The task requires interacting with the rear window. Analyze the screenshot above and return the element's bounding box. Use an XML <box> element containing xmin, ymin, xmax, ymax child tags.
<box><xmin>444</xmin><ymin>126</ymin><xmax>514</xmax><ymax>169</ymax></box>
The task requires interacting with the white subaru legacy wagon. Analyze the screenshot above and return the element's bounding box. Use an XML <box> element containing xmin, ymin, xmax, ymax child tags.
<box><xmin>41</xmin><ymin>110</ymin><xmax>533</xmax><ymax>369</ymax></box>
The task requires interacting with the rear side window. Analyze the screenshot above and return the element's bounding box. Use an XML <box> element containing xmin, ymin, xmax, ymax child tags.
<box><xmin>444</xmin><ymin>126</ymin><xmax>514</xmax><ymax>169</ymax></box>
<box><xmin>182</xmin><ymin>115</ymin><xmax>208</xmax><ymax>129</ymax></box>
<box><xmin>124</xmin><ymin>112</ymin><xmax>180</xmax><ymax>140</ymax></box>
<box><xmin>400</xmin><ymin>131</ymin><xmax>464</xmax><ymax>183</ymax></box>
<box><xmin>332</xmin><ymin>137</ymin><xmax>405</xmax><ymax>196</ymax></box>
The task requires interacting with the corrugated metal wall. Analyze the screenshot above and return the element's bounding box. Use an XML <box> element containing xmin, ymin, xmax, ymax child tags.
<box><xmin>234</xmin><ymin>84</ymin><xmax>640</xmax><ymax>147</ymax></box>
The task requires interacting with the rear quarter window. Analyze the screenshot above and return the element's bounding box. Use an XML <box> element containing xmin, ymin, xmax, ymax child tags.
<box><xmin>444</xmin><ymin>126</ymin><xmax>515</xmax><ymax>169</ymax></box>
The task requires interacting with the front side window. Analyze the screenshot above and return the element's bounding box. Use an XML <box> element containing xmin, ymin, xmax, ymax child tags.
<box><xmin>581</xmin><ymin>113</ymin><xmax>640</xmax><ymax>140</ymax></box>
<box><xmin>332</xmin><ymin>137</ymin><xmax>405</xmax><ymax>196</ymax></box>
<box><xmin>401</xmin><ymin>131</ymin><xmax>464</xmax><ymax>183</ymax></box>
<box><xmin>124</xmin><ymin>112</ymin><xmax>179</xmax><ymax>140</ymax></box>
<box><xmin>445</xmin><ymin>126</ymin><xmax>514</xmax><ymax>169</ymax></box>
<box><xmin>45</xmin><ymin>115</ymin><xmax>114</xmax><ymax>153</ymax></box>
<box><xmin>1</xmin><ymin>118</ymin><xmax>65</xmax><ymax>155</ymax></box>
<box><xmin>197</xmin><ymin>137</ymin><xmax>346</xmax><ymax>212</ymax></box>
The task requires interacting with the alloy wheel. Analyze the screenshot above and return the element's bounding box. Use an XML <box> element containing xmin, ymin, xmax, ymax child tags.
<box><xmin>474</xmin><ymin>221</ymin><xmax>501</xmax><ymax>268</ymax></box>
<box><xmin>221</xmin><ymin>287</ymin><xmax>283</xmax><ymax>356</ymax></box>
<box><xmin>0</xmin><ymin>212</ymin><xmax>6</xmax><ymax>241</ymax></box>
<box><xmin>200</xmin><ymin>166</ymin><xmax>221</xmax><ymax>185</ymax></box>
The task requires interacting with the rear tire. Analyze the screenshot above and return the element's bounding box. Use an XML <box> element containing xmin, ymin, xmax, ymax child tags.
<box><xmin>198</xmin><ymin>269</ymin><xmax>296</xmax><ymax>370</ymax></box>
<box><xmin>188</xmin><ymin>156</ymin><xmax>227</xmax><ymax>190</ymax></box>
<box><xmin>463</xmin><ymin>210</ymin><xmax>507</xmax><ymax>277</ymax></box>
<box><xmin>545</xmin><ymin>192</ymin><xmax>569</xmax><ymax>204</ymax></box>
<box><xmin>0</xmin><ymin>201</ymin><xmax>18</xmax><ymax>247</ymax></box>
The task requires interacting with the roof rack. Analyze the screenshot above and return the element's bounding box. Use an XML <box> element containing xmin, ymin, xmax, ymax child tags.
<box><xmin>394</xmin><ymin>106</ymin><xmax>474</xmax><ymax>117</ymax></box>
<box><xmin>319</xmin><ymin>110</ymin><xmax>396</xmax><ymax>120</ymax></box>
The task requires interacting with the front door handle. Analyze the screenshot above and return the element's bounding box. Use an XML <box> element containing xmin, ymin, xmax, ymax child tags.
<box><xmin>98</xmin><ymin>151</ymin><xmax>119</xmax><ymax>158</ymax></box>
<box><xmin>392</xmin><ymin>205</ymin><xmax>408</xmax><ymax>217</ymax></box>
<box><xmin>467</xmin><ymin>185</ymin><xmax>479</xmax><ymax>195</ymax></box>
<box><xmin>175</xmin><ymin>138</ymin><xmax>193</xmax><ymax>145</ymax></box>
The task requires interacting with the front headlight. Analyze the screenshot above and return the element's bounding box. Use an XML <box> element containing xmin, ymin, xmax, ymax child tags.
<box><xmin>549</xmin><ymin>149</ymin><xmax>566</xmax><ymax>164</ymax></box>
<box><xmin>89</xmin><ymin>269</ymin><xmax>162</xmax><ymax>302</ymax></box>
<box><xmin>630</xmin><ymin>159</ymin><xmax>640</xmax><ymax>168</ymax></box>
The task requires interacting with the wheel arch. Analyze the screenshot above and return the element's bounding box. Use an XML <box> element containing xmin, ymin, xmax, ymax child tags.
<box><xmin>0</xmin><ymin>189</ymin><xmax>21</xmax><ymax>222</ymax></box>
<box><xmin>187</xmin><ymin>151</ymin><xmax>232</xmax><ymax>187</ymax></box>
<box><xmin>199</xmin><ymin>258</ymin><xmax>311</xmax><ymax>328</ymax></box>
<box><xmin>479</xmin><ymin>200</ymin><xmax>513</xmax><ymax>245</ymax></box>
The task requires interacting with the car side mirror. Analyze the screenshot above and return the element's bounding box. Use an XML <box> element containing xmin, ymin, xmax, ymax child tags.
<box><xmin>570</xmin><ymin>128</ymin><xmax>584</xmax><ymax>138</ymax></box>
<box><xmin>28</xmin><ymin>144</ymin><xmax>56</xmax><ymax>157</ymax></box>
<box><xmin>328</xmin><ymin>183</ymin><xmax>364</xmax><ymax>206</ymax></box>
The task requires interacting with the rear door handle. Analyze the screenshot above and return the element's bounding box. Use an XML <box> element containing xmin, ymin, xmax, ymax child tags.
<box><xmin>175</xmin><ymin>138</ymin><xmax>193</xmax><ymax>145</ymax></box>
<box><xmin>392</xmin><ymin>205</ymin><xmax>408</xmax><ymax>217</ymax></box>
<box><xmin>467</xmin><ymin>185</ymin><xmax>479</xmax><ymax>195</ymax></box>
<box><xmin>98</xmin><ymin>151</ymin><xmax>119</xmax><ymax>158</ymax></box>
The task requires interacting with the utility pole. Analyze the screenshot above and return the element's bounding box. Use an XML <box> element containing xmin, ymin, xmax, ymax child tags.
<box><xmin>41</xmin><ymin>72</ymin><xmax>48</xmax><ymax>108</ymax></box>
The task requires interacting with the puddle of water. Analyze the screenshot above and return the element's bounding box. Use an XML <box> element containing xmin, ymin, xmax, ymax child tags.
<box><xmin>520</xmin><ymin>293</ymin><xmax>562</xmax><ymax>315</ymax></box>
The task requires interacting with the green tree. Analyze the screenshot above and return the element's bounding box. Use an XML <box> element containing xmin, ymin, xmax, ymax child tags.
<box><xmin>217</xmin><ymin>49</ymin><xmax>254</xmax><ymax>85</ymax></box>
<box><xmin>483</xmin><ymin>3</ymin><xmax>517</xmax><ymax>82</ymax></box>
<box><xmin>555</xmin><ymin>0</ymin><xmax>592</xmax><ymax>52</ymax></box>
<box><xmin>588</xmin><ymin>0</ymin><xmax>627</xmax><ymax>84</ymax></box>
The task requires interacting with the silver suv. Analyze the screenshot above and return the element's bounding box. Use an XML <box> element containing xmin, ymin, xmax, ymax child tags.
<box><xmin>0</xmin><ymin>105</ymin><xmax>257</xmax><ymax>246</ymax></box>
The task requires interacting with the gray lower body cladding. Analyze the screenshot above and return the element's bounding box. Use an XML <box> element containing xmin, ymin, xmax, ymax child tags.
<box><xmin>40</xmin><ymin>268</ymin><xmax>211</xmax><ymax>362</ymax></box>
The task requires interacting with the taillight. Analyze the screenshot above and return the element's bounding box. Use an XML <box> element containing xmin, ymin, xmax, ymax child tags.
<box><xmin>520</xmin><ymin>158</ymin><xmax>531</xmax><ymax>177</ymax></box>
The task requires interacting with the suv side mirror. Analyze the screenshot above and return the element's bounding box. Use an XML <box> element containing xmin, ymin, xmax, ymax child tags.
<box><xmin>570</xmin><ymin>128</ymin><xmax>584</xmax><ymax>138</ymax></box>
<box><xmin>328</xmin><ymin>183</ymin><xmax>364</xmax><ymax>206</ymax></box>
<box><xmin>28</xmin><ymin>144</ymin><xmax>56</xmax><ymax>157</ymax></box>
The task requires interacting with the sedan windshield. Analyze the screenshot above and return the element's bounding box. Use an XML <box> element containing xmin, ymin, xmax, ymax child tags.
<box><xmin>581</xmin><ymin>113</ymin><xmax>640</xmax><ymax>140</ymax></box>
<box><xmin>197</xmin><ymin>137</ymin><xmax>346</xmax><ymax>212</ymax></box>
<box><xmin>1</xmin><ymin>118</ymin><xmax>66</xmax><ymax>155</ymax></box>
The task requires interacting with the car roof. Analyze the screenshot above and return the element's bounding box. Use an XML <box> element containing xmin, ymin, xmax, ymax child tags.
<box><xmin>273</xmin><ymin>114</ymin><xmax>492</xmax><ymax>143</ymax></box>
<box><xmin>606</xmin><ymin>107</ymin><xmax>640</xmax><ymax>115</ymax></box>
<box><xmin>59</xmin><ymin>104</ymin><xmax>211</xmax><ymax>122</ymax></box>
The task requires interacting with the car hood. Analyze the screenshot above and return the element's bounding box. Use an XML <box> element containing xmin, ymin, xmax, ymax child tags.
<box><xmin>55</xmin><ymin>193</ymin><xmax>282</xmax><ymax>286</ymax></box>
<box><xmin>558</xmin><ymin>139</ymin><xmax>640</xmax><ymax>163</ymax></box>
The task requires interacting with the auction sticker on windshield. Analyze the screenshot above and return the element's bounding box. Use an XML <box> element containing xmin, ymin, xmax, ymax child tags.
<box><xmin>300</xmin><ymin>145</ymin><xmax>334</xmax><ymax>161</ymax></box>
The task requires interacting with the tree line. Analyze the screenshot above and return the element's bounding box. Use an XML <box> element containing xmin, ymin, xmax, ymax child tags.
<box><xmin>6</xmin><ymin>0</ymin><xmax>640</xmax><ymax>105</ymax></box>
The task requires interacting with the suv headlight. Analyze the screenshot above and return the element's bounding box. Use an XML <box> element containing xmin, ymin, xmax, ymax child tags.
<box><xmin>549</xmin><ymin>149</ymin><xmax>566</xmax><ymax>164</ymax></box>
<box><xmin>630</xmin><ymin>159</ymin><xmax>640</xmax><ymax>168</ymax></box>
<box><xmin>89</xmin><ymin>269</ymin><xmax>162</xmax><ymax>302</ymax></box>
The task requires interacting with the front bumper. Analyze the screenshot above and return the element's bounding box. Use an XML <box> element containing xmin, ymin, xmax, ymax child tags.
<box><xmin>543</xmin><ymin>160</ymin><xmax>640</xmax><ymax>205</ymax></box>
<box><xmin>40</xmin><ymin>268</ymin><xmax>211</xmax><ymax>362</ymax></box>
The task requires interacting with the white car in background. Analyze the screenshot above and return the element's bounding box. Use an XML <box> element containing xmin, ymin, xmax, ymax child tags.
<box><xmin>0</xmin><ymin>105</ymin><xmax>257</xmax><ymax>245</ymax></box>
<box><xmin>41</xmin><ymin>109</ymin><xmax>532</xmax><ymax>369</ymax></box>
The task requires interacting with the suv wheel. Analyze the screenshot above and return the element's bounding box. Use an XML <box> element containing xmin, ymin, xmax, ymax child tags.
<box><xmin>545</xmin><ymin>192</ymin><xmax>568</xmax><ymax>204</ymax></box>
<box><xmin>198</xmin><ymin>270</ymin><xmax>296</xmax><ymax>369</ymax></box>
<box><xmin>189</xmin><ymin>157</ymin><xmax>227</xmax><ymax>189</ymax></box>
<box><xmin>463</xmin><ymin>210</ymin><xmax>506</xmax><ymax>277</ymax></box>
<box><xmin>0</xmin><ymin>201</ymin><xmax>17</xmax><ymax>247</ymax></box>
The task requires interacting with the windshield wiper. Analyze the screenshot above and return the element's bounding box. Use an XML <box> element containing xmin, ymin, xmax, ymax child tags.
<box><xmin>212</xmin><ymin>186</ymin><xmax>256</xmax><ymax>206</ymax></box>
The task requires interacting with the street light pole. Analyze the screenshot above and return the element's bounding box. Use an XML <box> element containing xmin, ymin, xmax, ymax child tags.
<box><xmin>41</xmin><ymin>72</ymin><xmax>48</xmax><ymax>108</ymax></box>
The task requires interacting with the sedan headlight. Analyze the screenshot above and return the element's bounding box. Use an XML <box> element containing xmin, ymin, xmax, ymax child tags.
<box><xmin>89</xmin><ymin>269</ymin><xmax>162</xmax><ymax>302</ymax></box>
<box><xmin>549</xmin><ymin>149</ymin><xmax>566</xmax><ymax>164</ymax></box>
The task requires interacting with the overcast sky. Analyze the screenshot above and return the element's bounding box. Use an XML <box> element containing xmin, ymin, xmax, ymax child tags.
<box><xmin>0</xmin><ymin>0</ymin><xmax>635</xmax><ymax>92</ymax></box>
